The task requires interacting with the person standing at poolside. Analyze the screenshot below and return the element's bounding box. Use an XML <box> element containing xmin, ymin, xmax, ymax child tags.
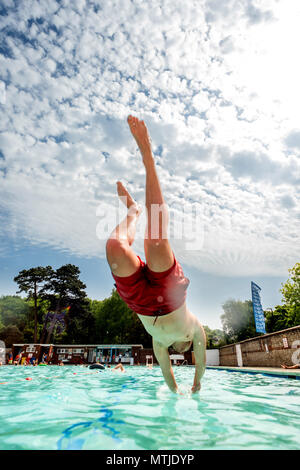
<box><xmin>8</xmin><ymin>352</ymin><xmax>13</xmax><ymax>365</ymax></box>
<box><xmin>14</xmin><ymin>351</ymin><xmax>24</xmax><ymax>365</ymax></box>
<box><xmin>106</xmin><ymin>115</ymin><xmax>206</xmax><ymax>394</ymax></box>
<box><xmin>42</xmin><ymin>352</ymin><xmax>48</xmax><ymax>364</ymax></box>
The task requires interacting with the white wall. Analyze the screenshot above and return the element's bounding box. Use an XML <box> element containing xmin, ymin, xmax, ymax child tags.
<box><xmin>206</xmin><ymin>349</ymin><xmax>220</xmax><ymax>366</ymax></box>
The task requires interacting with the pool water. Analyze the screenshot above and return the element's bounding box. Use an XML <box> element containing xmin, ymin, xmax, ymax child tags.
<box><xmin>0</xmin><ymin>365</ymin><xmax>299</xmax><ymax>450</ymax></box>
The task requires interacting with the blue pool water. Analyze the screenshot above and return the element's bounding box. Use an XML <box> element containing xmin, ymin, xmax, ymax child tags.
<box><xmin>0</xmin><ymin>365</ymin><xmax>299</xmax><ymax>450</ymax></box>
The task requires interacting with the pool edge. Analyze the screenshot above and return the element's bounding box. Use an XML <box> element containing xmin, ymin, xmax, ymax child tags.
<box><xmin>206</xmin><ymin>365</ymin><xmax>300</xmax><ymax>380</ymax></box>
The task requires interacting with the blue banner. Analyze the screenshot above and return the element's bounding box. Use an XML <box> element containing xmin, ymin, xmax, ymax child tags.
<box><xmin>251</xmin><ymin>281</ymin><xmax>266</xmax><ymax>334</ymax></box>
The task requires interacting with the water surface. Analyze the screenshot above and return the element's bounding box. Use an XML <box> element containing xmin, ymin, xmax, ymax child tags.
<box><xmin>0</xmin><ymin>365</ymin><xmax>299</xmax><ymax>450</ymax></box>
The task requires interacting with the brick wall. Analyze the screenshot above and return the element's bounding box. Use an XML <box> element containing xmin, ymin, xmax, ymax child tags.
<box><xmin>220</xmin><ymin>326</ymin><xmax>300</xmax><ymax>367</ymax></box>
<box><xmin>219</xmin><ymin>344</ymin><xmax>238</xmax><ymax>366</ymax></box>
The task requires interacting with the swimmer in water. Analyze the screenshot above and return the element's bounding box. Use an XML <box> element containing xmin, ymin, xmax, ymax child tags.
<box><xmin>106</xmin><ymin>115</ymin><xmax>206</xmax><ymax>394</ymax></box>
<box><xmin>90</xmin><ymin>362</ymin><xmax>125</xmax><ymax>372</ymax></box>
<box><xmin>108</xmin><ymin>363</ymin><xmax>126</xmax><ymax>373</ymax></box>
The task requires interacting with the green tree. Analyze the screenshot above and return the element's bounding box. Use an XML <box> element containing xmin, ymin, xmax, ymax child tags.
<box><xmin>0</xmin><ymin>295</ymin><xmax>30</xmax><ymax>331</ymax></box>
<box><xmin>280</xmin><ymin>262</ymin><xmax>300</xmax><ymax>327</ymax></box>
<box><xmin>60</xmin><ymin>298</ymin><xmax>95</xmax><ymax>344</ymax></box>
<box><xmin>40</xmin><ymin>264</ymin><xmax>90</xmax><ymax>343</ymax></box>
<box><xmin>14</xmin><ymin>267</ymin><xmax>53</xmax><ymax>342</ymax></box>
<box><xmin>0</xmin><ymin>324</ymin><xmax>24</xmax><ymax>348</ymax></box>
<box><xmin>203</xmin><ymin>326</ymin><xmax>226</xmax><ymax>348</ymax></box>
<box><xmin>265</xmin><ymin>305</ymin><xmax>291</xmax><ymax>333</ymax></box>
<box><xmin>22</xmin><ymin>298</ymin><xmax>51</xmax><ymax>343</ymax></box>
<box><xmin>281</xmin><ymin>263</ymin><xmax>300</xmax><ymax>306</ymax></box>
<box><xmin>221</xmin><ymin>299</ymin><xmax>257</xmax><ymax>343</ymax></box>
<box><xmin>93</xmin><ymin>289</ymin><xmax>152</xmax><ymax>347</ymax></box>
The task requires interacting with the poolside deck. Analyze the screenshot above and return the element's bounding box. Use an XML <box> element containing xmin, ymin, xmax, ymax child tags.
<box><xmin>206</xmin><ymin>365</ymin><xmax>300</xmax><ymax>380</ymax></box>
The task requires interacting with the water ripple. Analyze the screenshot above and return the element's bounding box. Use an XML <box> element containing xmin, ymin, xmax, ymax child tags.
<box><xmin>0</xmin><ymin>365</ymin><xmax>299</xmax><ymax>450</ymax></box>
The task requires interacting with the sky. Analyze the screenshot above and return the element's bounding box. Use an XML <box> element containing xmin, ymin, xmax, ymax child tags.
<box><xmin>0</xmin><ymin>0</ymin><xmax>299</xmax><ymax>329</ymax></box>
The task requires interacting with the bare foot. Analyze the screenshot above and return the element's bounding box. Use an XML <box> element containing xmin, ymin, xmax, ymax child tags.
<box><xmin>127</xmin><ymin>115</ymin><xmax>153</xmax><ymax>164</ymax></box>
<box><xmin>116</xmin><ymin>181</ymin><xmax>141</xmax><ymax>216</ymax></box>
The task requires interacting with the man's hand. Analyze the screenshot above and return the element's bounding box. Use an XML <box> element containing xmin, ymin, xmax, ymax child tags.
<box><xmin>191</xmin><ymin>383</ymin><xmax>201</xmax><ymax>394</ymax></box>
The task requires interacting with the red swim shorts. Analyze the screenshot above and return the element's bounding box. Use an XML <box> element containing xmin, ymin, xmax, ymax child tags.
<box><xmin>112</xmin><ymin>255</ymin><xmax>190</xmax><ymax>317</ymax></box>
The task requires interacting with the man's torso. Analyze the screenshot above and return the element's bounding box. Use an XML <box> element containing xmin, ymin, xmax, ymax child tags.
<box><xmin>137</xmin><ymin>302</ymin><xmax>199</xmax><ymax>348</ymax></box>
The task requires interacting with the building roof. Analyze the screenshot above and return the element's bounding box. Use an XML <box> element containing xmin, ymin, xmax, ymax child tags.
<box><xmin>55</xmin><ymin>344</ymin><xmax>143</xmax><ymax>348</ymax></box>
<box><xmin>13</xmin><ymin>343</ymin><xmax>143</xmax><ymax>348</ymax></box>
<box><xmin>13</xmin><ymin>344</ymin><xmax>53</xmax><ymax>347</ymax></box>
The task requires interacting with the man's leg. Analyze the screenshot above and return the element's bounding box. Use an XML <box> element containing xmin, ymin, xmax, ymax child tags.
<box><xmin>127</xmin><ymin>115</ymin><xmax>173</xmax><ymax>272</ymax></box>
<box><xmin>106</xmin><ymin>181</ymin><xmax>141</xmax><ymax>277</ymax></box>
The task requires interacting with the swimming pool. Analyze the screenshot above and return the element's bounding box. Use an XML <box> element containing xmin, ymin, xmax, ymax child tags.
<box><xmin>0</xmin><ymin>365</ymin><xmax>299</xmax><ymax>450</ymax></box>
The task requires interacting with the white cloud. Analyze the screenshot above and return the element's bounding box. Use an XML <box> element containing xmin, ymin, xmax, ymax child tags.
<box><xmin>0</xmin><ymin>0</ymin><xmax>299</xmax><ymax>277</ymax></box>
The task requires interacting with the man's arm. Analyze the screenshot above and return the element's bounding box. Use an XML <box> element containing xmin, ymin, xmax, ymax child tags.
<box><xmin>112</xmin><ymin>363</ymin><xmax>125</xmax><ymax>372</ymax></box>
<box><xmin>191</xmin><ymin>324</ymin><xmax>206</xmax><ymax>393</ymax></box>
<box><xmin>153</xmin><ymin>339</ymin><xmax>178</xmax><ymax>393</ymax></box>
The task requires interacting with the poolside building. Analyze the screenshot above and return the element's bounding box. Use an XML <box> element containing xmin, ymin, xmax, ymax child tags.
<box><xmin>53</xmin><ymin>344</ymin><xmax>144</xmax><ymax>364</ymax></box>
<box><xmin>12</xmin><ymin>343</ymin><xmax>144</xmax><ymax>365</ymax></box>
<box><xmin>11</xmin><ymin>343</ymin><xmax>194</xmax><ymax>365</ymax></box>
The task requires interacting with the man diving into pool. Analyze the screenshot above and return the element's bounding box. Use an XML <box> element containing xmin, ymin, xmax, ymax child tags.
<box><xmin>106</xmin><ymin>115</ymin><xmax>206</xmax><ymax>394</ymax></box>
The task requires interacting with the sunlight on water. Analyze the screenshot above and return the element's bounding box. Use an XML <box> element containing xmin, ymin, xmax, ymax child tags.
<box><xmin>0</xmin><ymin>365</ymin><xmax>299</xmax><ymax>450</ymax></box>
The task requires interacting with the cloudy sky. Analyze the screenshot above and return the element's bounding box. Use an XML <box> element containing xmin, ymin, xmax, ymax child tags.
<box><xmin>0</xmin><ymin>0</ymin><xmax>299</xmax><ymax>329</ymax></box>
